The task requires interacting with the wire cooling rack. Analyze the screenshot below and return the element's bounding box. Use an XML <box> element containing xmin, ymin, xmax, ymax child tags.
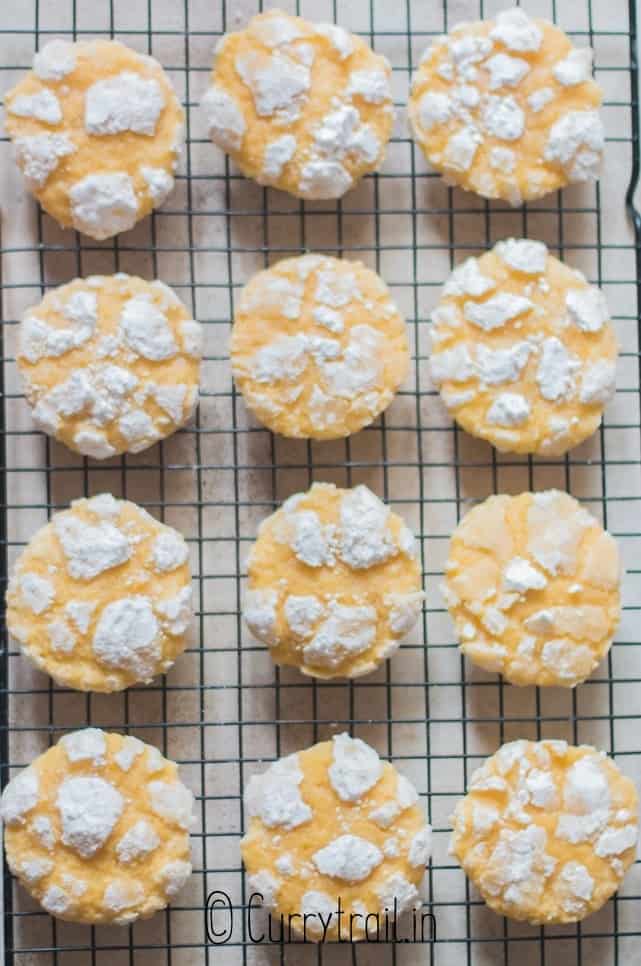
<box><xmin>1</xmin><ymin>0</ymin><xmax>641</xmax><ymax>963</ymax></box>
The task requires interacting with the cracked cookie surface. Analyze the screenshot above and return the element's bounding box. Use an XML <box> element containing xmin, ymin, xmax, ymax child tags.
<box><xmin>201</xmin><ymin>8</ymin><xmax>394</xmax><ymax>199</ymax></box>
<box><xmin>1</xmin><ymin>728</ymin><xmax>194</xmax><ymax>925</ymax></box>
<box><xmin>451</xmin><ymin>739</ymin><xmax>638</xmax><ymax>924</ymax></box>
<box><xmin>408</xmin><ymin>7</ymin><xmax>604</xmax><ymax>204</ymax></box>
<box><xmin>429</xmin><ymin>239</ymin><xmax>617</xmax><ymax>455</ymax></box>
<box><xmin>241</xmin><ymin>732</ymin><xmax>431</xmax><ymax>940</ymax></box>
<box><xmin>5</xmin><ymin>39</ymin><xmax>184</xmax><ymax>238</ymax></box>
<box><xmin>443</xmin><ymin>490</ymin><xmax>621</xmax><ymax>687</ymax></box>
<box><xmin>18</xmin><ymin>274</ymin><xmax>202</xmax><ymax>459</ymax></box>
<box><xmin>7</xmin><ymin>494</ymin><xmax>193</xmax><ymax>691</ymax></box>
<box><xmin>231</xmin><ymin>255</ymin><xmax>409</xmax><ymax>440</ymax></box>
<box><xmin>243</xmin><ymin>482</ymin><xmax>424</xmax><ymax>679</ymax></box>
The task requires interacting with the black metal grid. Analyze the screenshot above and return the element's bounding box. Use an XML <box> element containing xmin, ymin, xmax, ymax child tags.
<box><xmin>0</xmin><ymin>1</ymin><xmax>640</xmax><ymax>963</ymax></box>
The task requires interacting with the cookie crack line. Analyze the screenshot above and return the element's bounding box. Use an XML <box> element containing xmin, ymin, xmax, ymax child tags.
<box><xmin>7</xmin><ymin>8</ymin><xmax>605</xmax><ymax>222</ymax></box>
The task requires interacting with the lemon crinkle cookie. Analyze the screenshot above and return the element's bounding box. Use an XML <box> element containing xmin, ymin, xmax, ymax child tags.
<box><xmin>231</xmin><ymin>255</ymin><xmax>409</xmax><ymax>439</ymax></box>
<box><xmin>0</xmin><ymin>728</ymin><xmax>194</xmax><ymax>925</ymax></box>
<box><xmin>444</xmin><ymin>490</ymin><xmax>621</xmax><ymax>687</ymax></box>
<box><xmin>430</xmin><ymin>238</ymin><xmax>617</xmax><ymax>455</ymax></box>
<box><xmin>18</xmin><ymin>274</ymin><xmax>202</xmax><ymax>459</ymax></box>
<box><xmin>6</xmin><ymin>493</ymin><xmax>193</xmax><ymax>692</ymax></box>
<box><xmin>201</xmin><ymin>9</ymin><xmax>394</xmax><ymax>199</ymax></box>
<box><xmin>244</xmin><ymin>482</ymin><xmax>424</xmax><ymax>679</ymax></box>
<box><xmin>408</xmin><ymin>7</ymin><xmax>604</xmax><ymax>204</ymax></box>
<box><xmin>5</xmin><ymin>39</ymin><xmax>185</xmax><ymax>238</ymax></box>
<box><xmin>241</xmin><ymin>732</ymin><xmax>431</xmax><ymax>940</ymax></box>
<box><xmin>451</xmin><ymin>739</ymin><xmax>638</xmax><ymax>924</ymax></box>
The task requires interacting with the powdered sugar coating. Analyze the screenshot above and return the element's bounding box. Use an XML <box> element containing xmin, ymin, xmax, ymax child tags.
<box><xmin>5</xmin><ymin>40</ymin><xmax>184</xmax><ymax>238</ymax></box>
<box><xmin>17</xmin><ymin>274</ymin><xmax>202</xmax><ymax>459</ymax></box>
<box><xmin>408</xmin><ymin>9</ymin><xmax>603</xmax><ymax>204</ymax></box>
<box><xmin>1</xmin><ymin>730</ymin><xmax>193</xmax><ymax>924</ymax></box>
<box><xmin>444</xmin><ymin>490</ymin><xmax>621</xmax><ymax>687</ymax></box>
<box><xmin>201</xmin><ymin>9</ymin><xmax>393</xmax><ymax>199</ymax></box>
<box><xmin>312</xmin><ymin>834</ymin><xmax>383</xmax><ymax>881</ymax></box>
<box><xmin>85</xmin><ymin>71</ymin><xmax>165</xmax><ymax>136</ymax></box>
<box><xmin>451</xmin><ymin>740</ymin><xmax>638</xmax><ymax>924</ymax></box>
<box><xmin>231</xmin><ymin>255</ymin><xmax>409</xmax><ymax>441</ymax></box>
<box><xmin>6</xmin><ymin>494</ymin><xmax>193</xmax><ymax>692</ymax></box>
<box><xmin>430</xmin><ymin>240</ymin><xmax>618</xmax><ymax>455</ymax></box>
<box><xmin>243</xmin><ymin>482</ymin><xmax>423</xmax><ymax>679</ymax></box>
<box><xmin>57</xmin><ymin>776</ymin><xmax>124</xmax><ymax>857</ymax></box>
<box><xmin>241</xmin><ymin>733</ymin><xmax>431</xmax><ymax>941</ymax></box>
<box><xmin>245</xmin><ymin>753</ymin><xmax>313</xmax><ymax>830</ymax></box>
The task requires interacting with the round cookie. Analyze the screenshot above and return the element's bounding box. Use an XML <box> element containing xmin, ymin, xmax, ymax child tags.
<box><xmin>0</xmin><ymin>728</ymin><xmax>194</xmax><ymax>925</ymax></box>
<box><xmin>231</xmin><ymin>255</ymin><xmax>409</xmax><ymax>439</ymax></box>
<box><xmin>450</xmin><ymin>739</ymin><xmax>638</xmax><ymax>924</ymax></box>
<box><xmin>241</xmin><ymin>732</ymin><xmax>431</xmax><ymax>940</ymax></box>
<box><xmin>429</xmin><ymin>239</ymin><xmax>618</xmax><ymax>455</ymax></box>
<box><xmin>7</xmin><ymin>493</ymin><xmax>193</xmax><ymax>692</ymax></box>
<box><xmin>243</xmin><ymin>482</ymin><xmax>424</xmax><ymax>679</ymax></box>
<box><xmin>201</xmin><ymin>9</ymin><xmax>394</xmax><ymax>199</ymax></box>
<box><xmin>18</xmin><ymin>274</ymin><xmax>202</xmax><ymax>459</ymax></box>
<box><xmin>5</xmin><ymin>39</ymin><xmax>184</xmax><ymax>238</ymax></box>
<box><xmin>443</xmin><ymin>490</ymin><xmax>621</xmax><ymax>687</ymax></box>
<box><xmin>408</xmin><ymin>7</ymin><xmax>604</xmax><ymax>204</ymax></box>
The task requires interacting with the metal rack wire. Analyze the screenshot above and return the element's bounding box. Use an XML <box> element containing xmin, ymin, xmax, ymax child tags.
<box><xmin>1</xmin><ymin>0</ymin><xmax>640</xmax><ymax>963</ymax></box>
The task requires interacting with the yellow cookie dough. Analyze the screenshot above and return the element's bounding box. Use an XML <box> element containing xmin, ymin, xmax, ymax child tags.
<box><xmin>451</xmin><ymin>739</ymin><xmax>638</xmax><ymax>924</ymax></box>
<box><xmin>241</xmin><ymin>732</ymin><xmax>431</xmax><ymax>940</ymax></box>
<box><xmin>5</xmin><ymin>39</ymin><xmax>184</xmax><ymax>238</ymax></box>
<box><xmin>408</xmin><ymin>7</ymin><xmax>604</xmax><ymax>204</ymax></box>
<box><xmin>231</xmin><ymin>255</ymin><xmax>409</xmax><ymax>439</ymax></box>
<box><xmin>243</xmin><ymin>482</ymin><xmax>424</xmax><ymax>679</ymax></box>
<box><xmin>201</xmin><ymin>9</ymin><xmax>394</xmax><ymax>199</ymax></box>
<box><xmin>18</xmin><ymin>274</ymin><xmax>202</xmax><ymax>459</ymax></box>
<box><xmin>444</xmin><ymin>490</ymin><xmax>621</xmax><ymax>687</ymax></box>
<box><xmin>7</xmin><ymin>493</ymin><xmax>193</xmax><ymax>692</ymax></box>
<box><xmin>429</xmin><ymin>239</ymin><xmax>618</xmax><ymax>455</ymax></box>
<box><xmin>0</xmin><ymin>729</ymin><xmax>194</xmax><ymax>925</ymax></box>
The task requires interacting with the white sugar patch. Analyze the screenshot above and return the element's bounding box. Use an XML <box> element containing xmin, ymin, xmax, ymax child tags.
<box><xmin>85</xmin><ymin>71</ymin><xmax>165</xmax><ymax>135</ymax></box>
<box><xmin>16</xmin><ymin>572</ymin><xmax>55</xmax><ymax>614</ymax></box>
<box><xmin>338</xmin><ymin>485</ymin><xmax>397</xmax><ymax>569</ymax></box>
<box><xmin>57</xmin><ymin>775</ymin><xmax>123</xmax><ymax>857</ymax></box>
<box><xmin>92</xmin><ymin>596</ymin><xmax>161</xmax><ymax>680</ymax></box>
<box><xmin>116</xmin><ymin>819</ymin><xmax>160</xmax><ymax>863</ymax></box>
<box><xmin>147</xmin><ymin>779</ymin><xmax>194</xmax><ymax>829</ymax></box>
<box><xmin>69</xmin><ymin>172</ymin><xmax>138</xmax><ymax>239</ymax></box>
<box><xmin>152</xmin><ymin>530</ymin><xmax>189</xmax><ymax>572</ymax></box>
<box><xmin>120</xmin><ymin>294</ymin><xmax>177</xmax><ymax>360</ymax></box>
<box><xmin>54</xmin><ymin>513</ymin><xmax>131</xmax><ymax>580</ymax></box>
<box><xmin>328</xmin><ymin>732</ymin><xmax>382</xmax><ymax>802</ymax></box>
<box><xmin>33</xmin><ymin>40</ymin><xmax>76</xmax><ymax>80</ymax></box>
<box><xmin>60</xmin><ymin>728</ymin><xmax>106</xmax><ymax>765</ymax></box>
<box><xmin>9</xmin><ymin>89</ymin><xmax>62</xmax><ymax>124</ymax></box>
<box><xmin>1</xmin><ymin>767</ymin><xmax>39</xmax><ymax>825</ymax></box>
<box><xmin>312</xmin><ymin>834</ymin><xmax>383</xmax><ymax>881</ymax></box>
<box><xmin>245</xmin><ymin>753</ymin><xmax>312</xmax><ymax>830</ymax></box>
<box><xmin>201</xmin><ymin>85</ymin><xmax>246</xmax><ymax>151</ymax></box>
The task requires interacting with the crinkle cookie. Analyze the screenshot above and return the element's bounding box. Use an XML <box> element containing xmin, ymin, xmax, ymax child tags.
<box><xmin>231</xmin><ymin>255</ymin><xmax>409</xmax><ymax>439</ymax></box>
<box><xmin>444</xmin><ymin>490</ymin><xmax>621</xmax><ymax>687</ymax></box>
<box><xmin>241</xmin><ymin>732</ymin><xmax>431</xmax><ymax>940</ymax></box>
<box><xmin>429</xmin><ymin>239</ymin><xmax>617</xmax><ymax>455</ymax></box>
<box><xmin>243</xmin><ymin>482</ymin><xmax>424</xmax><ymax>679</ymax></box>
<box><xmin>201</xmin><ymin>9</ymin><xmax>394</xmax><ymax>199</ymax></box>
<box><xmin>451</xmin><ymin>739</ymin><xmax>638</xmax><ymax>924</ymax></box>
<box><xmin>0</xmin><ymin>729</ymin><xmax>194</xmax><ymax>925</ymax></box>
<box><xmin>18</xmin><ymin>274</ymin><xmax>202</xmax><ymax>459</ymax></box>
<box><xmin>408</xmin><ymin>7</ymin><xmax>604</xmax><ymax>204</ymax></box>
<box><xmin>5</xmin><ymin>39</ymin><xmax>184</xmax><ymax>239</ymax></box>
<box><xmin>7</xmin><ymin>493</ymin><xmax>193</xmax><ymax>692</ymax></box>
